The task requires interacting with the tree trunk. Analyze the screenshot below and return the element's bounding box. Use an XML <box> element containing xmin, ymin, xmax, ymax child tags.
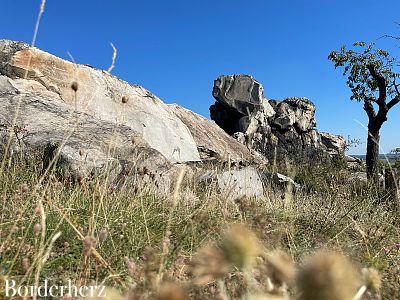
<box><xmin>366</xmin><ymin>125</ymin><xmax>380</xmax><ymax>183</ymax></box>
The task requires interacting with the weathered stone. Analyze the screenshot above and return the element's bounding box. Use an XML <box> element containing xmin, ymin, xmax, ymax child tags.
<box><xmin>345</xmin><ymin>155</ymin><xmax>364</xmax><ymax>170</ymax></box>
<box><xmin>212</xmin><ymin>74</ymin><xmax>274</xmax><ymax>116</ymax></box>
<box><xmin>0</xmin><ymin>82</ymin><xmax>175</xmax><ymax>193</ymax></box>
<box><xmin>0</xmin><ymin>40</ymin><xmax>207</xmax><ymax>194</ymax></box>
<box><xmin>282</xmin><ymin>97</ymin><xmax>316</xmax><ymax>132</ymax></box>
<box><xmin>210</xmin><ymin>74</ymin><xmax>344</xmax><ymax>161</ymax></box>
<box><xmin>197</xmin><ymin>167</ymin><xmax>264</xmax><ymax>198</ymax></box>
<box><xmin>1</xmin><ymin>41</ymin><xmax>281</xmax><ymax>196</ymax></box>
<box><xmin>169</xmin><ymin>104</ymin><xmax>264</xmax><ymax>165</ymax></box>
<box><xmin>320</xmin><ymin>132</ymin><xmax>346</xmax><ymax>155</ymax></box>
<box><xmin>260</xmin><ymin>172</ymin><xmax>301</xmax><ymax>192</ymax></box>
<box><xmin>0</xmin><ymin>41</ymin><xmax>348</xmax><ymax>197</ymax></box>
<box><xmin>273</xmin><ymin>102</ymin><xmax>296</xmax><ymax>130</ymax></box>
<box><xmin>0</xmin><ymin>39</ymin><xmax>201</xmax><ymax>164</ymax></box>
<box><xmin>211</xmin><ymin>74</ymin><xmax>275</xmax><ymax>135</ymax></box>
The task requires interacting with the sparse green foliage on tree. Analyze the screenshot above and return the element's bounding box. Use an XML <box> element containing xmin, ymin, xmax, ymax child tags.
<box><xmin>329</xmin><ymin>42</ymin><xmax>400</xmax><ymax>182</ymax></box>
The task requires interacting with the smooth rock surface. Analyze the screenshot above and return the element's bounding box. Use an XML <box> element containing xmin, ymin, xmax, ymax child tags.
<box><xmin>212</xmin><ymin>74</ymin><xmax>275</xmax><ymax>116</ymax></box>
<box><xmin>0</xmin><ymin>39</ymin><xmax>201</xmax><ymax>164</ymax></box>
<box><xmin>0</xmin><ymin>76</ymin><xmax>175</xmax><ymax>193</ymax></box>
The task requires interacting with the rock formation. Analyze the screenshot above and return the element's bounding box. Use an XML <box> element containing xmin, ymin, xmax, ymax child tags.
<box><xmin>210</xmin><ymin>74</ymin><xmax>345</xmax><ymax>161</ymax></box>
<box><xmin>169</xmin><ymin>104</ymin><xmax>264</xmax><ymax>165</ymax></box>
<box><xmin>0</xmin><ymin>40</ymin><xmax>266</xmax><ymax>195</ymax></box>
<box><xmin>0</xmin><ymin>40</ymin><xmax>201</xmax><ymax>163</ymax></box>
<box><xmin>1</xmin><ymin>41</ymin><xmax>348</xmax><ymax>197</ymax></box>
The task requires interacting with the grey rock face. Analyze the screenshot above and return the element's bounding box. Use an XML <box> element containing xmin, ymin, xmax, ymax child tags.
<box><xmin>274</xmin><ymin>98</ymin><xmax>316</xmax><ymax>132</ymax></box>
<box><xmin>0</xmin><ymin>41</ymin><xmax>276</xmax><ymax>195</ymax></box>
<box><xmin>345</xmin><ymin>155</ymin><xmax>364</xmax><ymax>170</ymax></box>
<box><xmin>169</xmin><ymin>104</ymin><xmax>265</xmax><ymax>165</ymax></box>
<box><xmin>212</xmin><ymin>74</ymin><xmax>274</xmax><ymax>116</ymax></box>
<box><xmin>0</xmin><ymin>39</ymin><xmax>200</xmax><ymax>165</ymax></box>
<box><xmin>210</xmin><ymin>74</ymin><xmax>344</xmax><ymax>161</ymax></box>
<box><xmin>197</xmin><ymin>167</ymin><xmax>264</xmax><ymax>198</ymax></box>
<box><xmin>196</xmin><ymin>167</ymin><xmax>300</xmax><ymax>198</ymax></box>
<box><xmin>0</xmin><ymin>75</ymin><xmax>174</xmax><ymax>193</ymax></box>
<box><xmin>211</xmin><ymin>74</ymin><xmax>275</xmax><ymax>135</ymax></box>
<box><xmin>0</xmin><ymin>41</ymin><xmax>345</xmax><ymax>197</ymax></box>
<box><xmin>320</xmin><ymin>132</ymin><xmax>346</xmax><ymax>155</ymax></box>
<box><xmin>0</xmin><ymin>40</ymin><xmax>206</xmax><ymax>193</ymax></box>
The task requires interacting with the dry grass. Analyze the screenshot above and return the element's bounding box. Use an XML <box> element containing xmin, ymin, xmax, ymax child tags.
<box><xmin>0</xmin><ymin>152</ymin><xmax>398</xmax><ymax>299</ymax></box>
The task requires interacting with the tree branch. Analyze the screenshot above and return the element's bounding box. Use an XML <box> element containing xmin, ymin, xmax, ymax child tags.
<box><xmin>367</xmin><ymin>64</ymin><xmax>387</xmax><ymax>106</ymax></box>
<box><xmin>363</xmin><ymin>100</ymin><xmax>376</xmax><ymax>119</ymax></box>
<box><xmin>387</xmin><ymin>75</ymin><xmax>400</xmax><ymax>110</ymax></box>
<box><xmin>387</xmin><ymin>96</ymin><xmax>400</xmax><ymax>110</ymax></box>
<box><xmin>394</xmin><ymin>82</ymin><xmax>400</xmax><ymax>96</ymax></box>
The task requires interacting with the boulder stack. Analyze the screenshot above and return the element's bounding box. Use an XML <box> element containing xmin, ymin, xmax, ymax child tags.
<box><xmin>210</xmin><ymin>74</ymin><xmax>345</xmax><ymax>161</ymax></box>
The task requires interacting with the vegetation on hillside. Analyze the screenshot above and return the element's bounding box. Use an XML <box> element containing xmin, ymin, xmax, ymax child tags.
<box><xmin>0</xmin><ymin>154</ymin><xmax>398</xmax><ymax>299</ymax></box>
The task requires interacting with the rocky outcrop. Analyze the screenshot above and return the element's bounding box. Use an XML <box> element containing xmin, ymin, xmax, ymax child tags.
<box><xmin>0</xmin><ymin>40</ymin><xmax>203</xmax><ymax>193</ymax></box>
<box><xmin>210</xmin><ymin>74</ymin><xmax>345</xmax><ymax>161</ymax></box>
<box><xmin>0</xmin><ymin>40</ymin><xmax>273</xmax><ymax>196</ymax></box>
<box><xmin>320</xmin><ymin>132</ymin><xmax>346</xmax><ymax>155</ymax></box>
<box><xmin>0</xmin><ymin>40</ymin><xmax>200</xmax><ymax>164</ymax></box>
<box><xmin>345</xmin><ymin>155</ymin><xmax>364</xmax><ymax>170</ymax></box>
<box><xmin>211</xmin><ymin>74</ymin><xmax>275</xmax><ymax>136</ymax></box>
<box><xmin>169</xmin><ymin>104</ymin><xmax>265</xmax><ymax>165</ymax></box>
<box><xmin>0</xmin><ymin>41</ymin><xmax>310</xmax><ymax>197</ymax></box>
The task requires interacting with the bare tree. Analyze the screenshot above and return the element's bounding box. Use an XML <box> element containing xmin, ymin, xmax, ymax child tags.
<box><xmin>329</xmin><ymin>42</ymin><xmax>400</xmax><ymax>182</ymax></box>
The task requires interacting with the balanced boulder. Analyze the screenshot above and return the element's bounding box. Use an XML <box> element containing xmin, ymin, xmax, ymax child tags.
<box><xmin>210</xmin><ymin>74</ymin><xmax>345</xmax><ymax>161</ymax></box>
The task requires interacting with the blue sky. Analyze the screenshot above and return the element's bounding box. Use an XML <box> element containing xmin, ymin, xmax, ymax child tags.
<box><xmin>1</xmin><ymin>0</ymin><xmax>400</xmax><ymax>154</ymax></box>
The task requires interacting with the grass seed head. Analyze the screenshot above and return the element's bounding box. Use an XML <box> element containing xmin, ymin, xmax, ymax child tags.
<box><xmin>296</xmin><ymin>251</ymin><xmax>359</xmax><ymax>300</ymax></box>
<box><xmin>34</xmin><ymin>205</ymin><xmax>41</xmax><ymax>215</ymax></box>
<box><xmin>20</xmin><ymin>183</ymin><xmax>29</xmax><ymax>193</ymax></box>
<box><xmin>220</xmin><ymin>224</ymin><xmax>261</xmax><ymax>270</ymax></box>
<box><xmin>124</xmin><ymin>257</ymin><xmax>138</xmax><ymax>279</ymax></box>
<box><xmin>265</xmin><ymin>250</ymin><xmax>296</xmax><ymax>285</ymax></box>
<box><xmin>157</xmin><ymin>282</ymin><xmax>187</xmax><ymax>300</ymax></box>
<box><xmin>362</xmin><ymin>267</ymin><xmax>381</xmax><ymax>292</ymax></box>
<box><xmin>22</xmin><ymin>257</ymin><xmax>29</xmax><ymax>273</ymax></box>
<box><xmin>10</xmin><ymin>225</ymin><xmax>18</xmax><ymax>234</ymax></box>
<box><xmin>190</xmin><ymin>244</ymin><xmax>230</xmax><ymax>285</ymax></box>
<box><xmin>33</xmin><ymin>223</ymin><xmax>41</xmax><ymax>237</ymax></box>
<box><xmin>98</xmin><ymin>229</ymin><xmax>108</xmax><ymax>243</ymax></box>
<box><xmin>83</xmin><ymin>235</ymin><xmax>97</xmax><ymax>256</ymax></box>
<box><xmin>71</xmin><ymin>81</ymin><xmax>79</xmax><ymax>92</ymax></box>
